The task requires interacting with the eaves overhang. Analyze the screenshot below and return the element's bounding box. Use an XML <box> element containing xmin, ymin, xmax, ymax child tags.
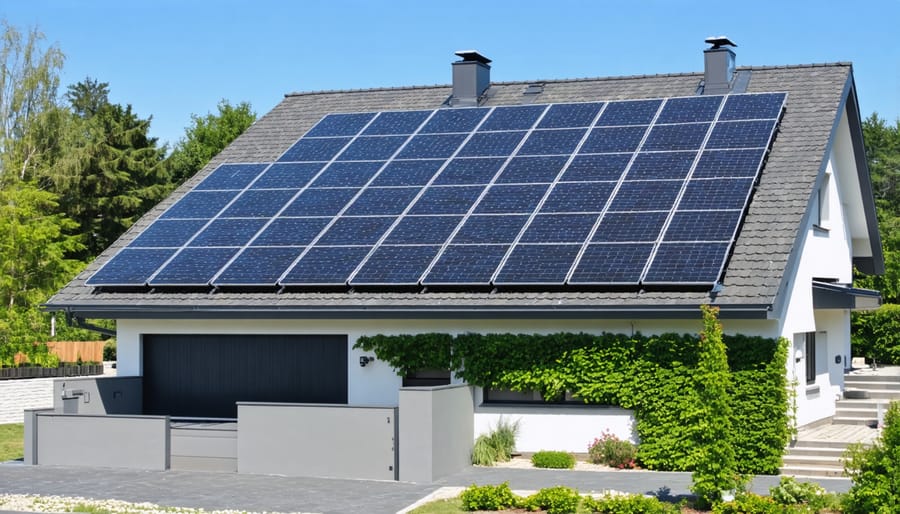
<box><xmin>812</xmin><ymin>281</ymin><xmax>881</xmax><ymax>311</ymax></box>
<box><xmin>45</xmin><ymin>302</ymin><xmax>773</xmax><ymax>321</ymax></box>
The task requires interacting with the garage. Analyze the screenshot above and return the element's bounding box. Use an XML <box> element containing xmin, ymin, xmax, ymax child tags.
<box><xmin>142</xmin><ymin>334</ymin><xmax>348</xmax><ymax>418</ymax></box>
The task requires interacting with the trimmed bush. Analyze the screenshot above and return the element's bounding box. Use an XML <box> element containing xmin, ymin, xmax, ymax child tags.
<box><xmin>459</xmin><ymin>482</ymin><xmax>518</xmax><ymax>511</ymax></box>
<box><xmin>583</xmin><ymin>493</ymin><xmax>679</xmax><ymax>514</ymax></box>
<box><xmin>588</xmin><ymin>430</ymin><xmax>637</xmax><ymax>469</ymax></box>
<box><xmin>531</xmin><ymin>450</ymin><xmax>575</xmax><ymax>469</ymax></box>
<box><xmin>769</xmin><ymin>476</ymin><xmax>826</xmax><ymax>508</ymax></box>
<box><xmin>521</xmin><ymin>486</ymin><xmax>581</xmax><ymax>514</ymax></box>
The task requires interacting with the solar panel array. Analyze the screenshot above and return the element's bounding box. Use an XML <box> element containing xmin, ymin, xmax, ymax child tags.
<box><xmin>86</xmin><ymin>92</ymin><xmax>786</xmax><ymax>290</ymax></box>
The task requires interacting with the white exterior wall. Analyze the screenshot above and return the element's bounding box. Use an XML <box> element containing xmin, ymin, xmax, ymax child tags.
<box><xmin>117</xmin><ymin>316</ymin><xmax>777</xmax><ymax>452</ymax></box>
<box><xmin>776</xmin><ymin>106</ymin><xmax>860</xmax><ymax>427</ymax></box>
<box><xmin>0</xmin><ymin>377</ymin><xmax>55</xmax><ymax>424</ymax></box>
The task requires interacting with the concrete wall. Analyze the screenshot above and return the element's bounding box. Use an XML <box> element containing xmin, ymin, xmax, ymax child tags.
<box><xmin>474</xmin><ymin>401</ymin><xmax>636</xmax><ymax>453</ymax></box>
<box><xmin>237</xmin><ymin>402</ymin><xmax>397</xmax><ymax>480</ymax></box>
<box><xmin>399</xmin><ymin>385</ymin><xmax>473</xmax><ymax>483</ymax></box>
<box><xmin>0</xmin><ymin>377</ymin><xmax>55</xmax><ymax>424</ymax></box>
<box><xmin>52</xmin><ymin>377</ymin><xmax>142</xmax><ymax>415</ymax></box>
<box><xmin>34</xmin><ymin>412</ymin><xmax>169</xmax><ymax>469</ymax></box>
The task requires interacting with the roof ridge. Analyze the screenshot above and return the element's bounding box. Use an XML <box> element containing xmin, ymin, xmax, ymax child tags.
<box><xmin>283</xmin><ymin>62</ymin><xmax>852</xmax><ymax>98</ymax></box>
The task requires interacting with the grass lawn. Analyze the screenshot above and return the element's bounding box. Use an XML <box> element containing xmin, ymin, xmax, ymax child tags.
<box><xmin>0</xmin><ymin>423</ymin><xmax>24</xmax><ymax>461</ymax></box>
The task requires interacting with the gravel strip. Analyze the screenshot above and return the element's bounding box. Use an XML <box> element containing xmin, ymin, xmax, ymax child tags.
<box><xmin>0</xmin><ymin>494</ymin><xmax>316</xmax><ymax>514</ymax></box>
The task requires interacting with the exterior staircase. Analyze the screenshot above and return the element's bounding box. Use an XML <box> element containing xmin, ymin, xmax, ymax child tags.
<box><xmin>780</xmin><ymin>368</ymin><xmax>900</xmax><ymax>478</ymax></box>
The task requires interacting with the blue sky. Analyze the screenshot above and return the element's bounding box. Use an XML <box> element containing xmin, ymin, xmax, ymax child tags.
<box><xmin>5</xmin><ymin>0</ymin><xmax>899</xmax><ymax>147</ymax></box>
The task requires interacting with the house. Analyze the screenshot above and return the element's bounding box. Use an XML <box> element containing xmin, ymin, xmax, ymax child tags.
<box><xmin>33</xmin><ymin>40</ymin><xmax>882</xmax><ymax>481</ymax></box>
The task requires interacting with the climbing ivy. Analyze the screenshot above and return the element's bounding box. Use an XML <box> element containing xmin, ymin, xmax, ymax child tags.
<box><xmin>354</xmin><ymin>316</ymin><xmax>790</xmax><ymax>475</ymax></box>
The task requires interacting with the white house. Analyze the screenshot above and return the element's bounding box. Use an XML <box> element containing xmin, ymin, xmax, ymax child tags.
<box><xmin>38</xmin><ymin>41</ymin><xmax>882</xmax><ymax>480</ymax></box>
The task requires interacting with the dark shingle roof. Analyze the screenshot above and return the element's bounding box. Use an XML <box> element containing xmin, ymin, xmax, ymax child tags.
<box><xmin>45</xmin><ymin>63</ymin><xmax>858</xmax><ymax>319</ymax></box>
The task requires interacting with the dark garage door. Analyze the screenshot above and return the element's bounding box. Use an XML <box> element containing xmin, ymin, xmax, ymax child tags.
<box><xmin>142</xmin><ymin>334</ymin><xmax>347</xmax><ymax>418</ymax></box>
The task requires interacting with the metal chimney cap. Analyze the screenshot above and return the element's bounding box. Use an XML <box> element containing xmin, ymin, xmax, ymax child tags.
<box><xmin>705</xmin><ymin>36</ymin><xmax>737</xmax><ymax>49</ymax></box>
<box><xmin>454</xmin><ymin>50</ymin><xmax>491</xmax><ymax>65</ymax></box>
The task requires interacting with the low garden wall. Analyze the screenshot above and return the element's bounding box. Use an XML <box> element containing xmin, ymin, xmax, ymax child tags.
<box><xmin>0</xmin><ymin>377</ymin><xmax>55</xmax><ymax>424</ymax></box>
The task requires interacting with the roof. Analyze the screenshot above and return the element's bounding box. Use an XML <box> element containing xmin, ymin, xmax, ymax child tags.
<box><xmin>45</xmin><ymin>63</ymin><xmax>876</xmax><ymax>320</ymax></box>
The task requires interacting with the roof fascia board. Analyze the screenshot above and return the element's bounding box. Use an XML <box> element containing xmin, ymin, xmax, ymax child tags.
<box><xmin>843</xmin><ymin>77</ymin><xmax>885</xmax><ymax>274</ymax></box>
<box><xmin>48</xmin><ymin>304</ymin><xmax>771</xmax><ymax>321</ymax></box>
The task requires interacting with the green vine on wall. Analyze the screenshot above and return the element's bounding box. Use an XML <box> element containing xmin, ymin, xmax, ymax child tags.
<box><xmin>354</xmin><ymin>315</ymin><xmax>790</xmax><ymax>475</ymax></box>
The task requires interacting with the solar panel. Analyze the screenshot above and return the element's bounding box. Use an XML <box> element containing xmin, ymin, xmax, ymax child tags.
<box><xmin>423</xmin><ymin>244</ymin><xmax>509</xmax><ymax>285</ymax></box>
<box><xmin>213</xmin><ymin>247</ymin><xmax>304</xmax><ymax>286</ymax></box>
<box><xmin>350</xmin><ymin>245</ymin><xmax>442</xmax><ymax>285</ymax></box>
<box><xmin>87</xmin><ymin>92</ymin><xmax>786</xmax><ymax>291</ymax></box>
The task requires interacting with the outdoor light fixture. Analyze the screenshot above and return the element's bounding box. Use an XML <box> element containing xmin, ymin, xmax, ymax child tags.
<box><xmin>795</xmin><ymin>349</ymin><xmax>803</xmax><ymax>363</ymax></box>
<box><xmin>359</xmin><ymin>355</ymin><xmax>375</xmax><ymax>367</ymax></box>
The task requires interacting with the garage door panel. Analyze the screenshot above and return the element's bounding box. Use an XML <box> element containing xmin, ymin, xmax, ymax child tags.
<box><xmin>142</xmin><ymin>334</ymin><xmax>347</xmax><ymax>418</ymax></box>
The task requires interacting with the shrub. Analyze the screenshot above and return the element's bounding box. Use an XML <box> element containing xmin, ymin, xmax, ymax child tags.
<box><xmin>531</xmin><ymin>450</ymin><xmax>575</xmax><ymax>469</ymax></box>
<box><xmin>769</xmin><ymin>476</ymin><xmax>826</xmax><ymax>508</ymax></box>
<box><xmin>843</xmin><ymin>400</ymin><xmax>900</xmax><ymax>513</ymax></box>
<box><xmin>588</xmin><ymin>430</ymin><xmax>637</xmax><ymax>468</ymax></box>
<box><xmin>459</xmin><ymin>482</ymin><xmax>518</xmax><ymax>511</ymax></box>
<box><xmin>521</xmin><ymin>486</ymin><xmax>581</xmax><ymax>514</ymax></box>
<box><xmin>489</xmin><ymin>416</ymin><xmax>519</xmax><ymax>460</ymax></box>
<box><xmin>103</xmin><ymin>339</ymin><xmax>116</xmax><ymax>361</ymax></box>
<box><xmin>690</xmin><ymin>305</ymin><xmax>739</xmax><ymax>508</ymax></box>
<box><xmin>851</xmin><ymin>304</ymin><xmax>900</xmax><ymax>365</ymax></box>
<box><xmin>471</xmin><ymin>417</ymin><xmax>520</xmax><ymax>466</ymax></box>
<box><xmin>583</xmin><ymin>493</ymin><xmax>679</xmax><ymax>513</ymax></box>
<box><xmin>712</xmin><ymin>492</ymin><xmax>784</xmax><ymax>514</ymax></box>
<box><xmin>471</xmin><ymin>435</ymin><xmax>498</xmax><ymax>466</ymax></box>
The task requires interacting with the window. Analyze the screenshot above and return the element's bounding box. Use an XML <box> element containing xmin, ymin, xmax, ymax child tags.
<box><xmin>402</xmin><ymin>369</ymin><xmax>451</xmax><ymax>387</ymax></box>
<box><xmin>805</xmin><ymin>332</ymin><xmax>817</xmax><ymax>384</ymax></box>
<box><xmin>483</xmin><ymin>388</ymin><xmax>586</xmax><ymax>405</ymax></box>
<box><xmin>815</xmin><ymin>172</ymin><xmax>831</xmax><ymax>228</ymax></box>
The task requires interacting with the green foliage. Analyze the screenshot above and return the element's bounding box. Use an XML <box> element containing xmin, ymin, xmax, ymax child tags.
<box><xmin>361</xmin><ymin>326</ymin><xmax>790</xmax><ymax>474</ymax></box>
<box><xmin>583</xmin><ymin>493</ymin><xmax>680</xmax><ymax>514</ymax></box>
<box><xmin>843</xmin><ymin>400</ymin><xmax>900</xmax><ymax>513</ymax></box>
<box><xmin>690</xmin><ymin>305</ymin><xmax>740</xmax><ymax>508</ymax></box>
<box><xmin>769</xmin><ymin>477</ymin><xmax>826</xmax><ymax>509</ymax></box>
<box><xmin>0</xmin><ymin>20</ymin><xmax>64</xmax><ymax>178</ymax></box>
<box><xmin>530</xmin><ymin>450</ymin><xmax>575</xmax><ymax>469</ymax></box>
<box><xmin>459</xmin><ymin>482</ymin><xmax>518</xmax><ymax>511</ymax></box>
<box><xmin>41</xmin><ymin>91</ymin><xmax>170</xmax><ymax>259</ymax></box>
<box><xmin>471</xmin><ymin>417</ymin><xmax>520</xmax><ymax>466</ymax></box>
<box><xmin>855</xmin><ymin>114</ymin><xmax>900</xmax><ymax>303</ymax></box>
<box><xmin>0</xmin><ymin>423</ymin><xmax>24</xmax><ymax>462</ymax></box>
<box><xmin>471</xmin><ymin>435</ymin><xmax>498</xmax><ymax>466</ymax></box>
<box><xmin>851</xmin><ymin>304</ymin><xmax>900</xmax><ymax>364</ymax></box>
<box><xmin>520</xmin><ymin>486</ymin><xmax>581</xmax><ymax>514</ymax></box>
<box><xmin>168</xmin><ymin>99</ymin><xmax>256</xmax><ymax>185</ymax></box>
<box><xmin>587</xmin><ymin>430</ymin><xmax>637</xmax><ymax>469</ymax></box>
<box><xmin>103</xmin><ymin>339</ymin><xmax>116</xmax><ymax>361</ymax></box>
<box><xmin>712</xmin><ymin>493</ymin><xmax>784</xmax><ymax>514</ymax></box>
<box><xmin>0</xmin><ymin>183</ymin><xmax>83</xmax><ymax>309</ymax></box>
<box><xmin>354</xmin><ymin>333</ymin><xmax>453</xmax><ymax>377</ymax></box>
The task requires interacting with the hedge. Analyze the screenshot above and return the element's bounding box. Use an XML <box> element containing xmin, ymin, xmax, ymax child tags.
<box><xmin>355</xmin><ymin>329</ymin><xmax>790</xmax><ymax>474</ymax></box>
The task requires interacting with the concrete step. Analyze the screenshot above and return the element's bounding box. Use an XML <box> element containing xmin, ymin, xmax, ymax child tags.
<box><xmin>845</xmin><ymin>374</ymin><xmax>900</xmax><ymax>384</ymax></box>
<box><xmin>835</xmin><ymin>407</ymin><xmax>880</xmax><ymax>417</ymax></box>
<box><xmin>782</xmin><ymin>454</ymin><xmax>845</xmax><ymax>468</ymax></box>
<box><xmin>833</xmin><ymin>416</ymin><xmax>878</xmax><ymax>426</ymax></box>
<box><xmin>835</xmin><ymin>399</ymin><xmax>886</xmax><ymax>409</ymax></box>
<box><xmin>843</xmin><ymin>380</ymin><xmax>900</xmax><ymax>390</ymax></box>
<box><xmin>780</xmin><ymin>465</ymin><xmax>845</xmax><ymax>478</ymax></box>
<box><xmin>785</xmin><ymin>446</ymin><xmax>847</xmax><ymax>458</ymax></box>
<box><xmin>791</xmin><ymin>439</ymin><xmax>855</xmax><ymax>450</ymax></box>
<box><xmin>859</xmin><ymin>391</ymin><xmax>900</xmax><ymax>400</ymax></box>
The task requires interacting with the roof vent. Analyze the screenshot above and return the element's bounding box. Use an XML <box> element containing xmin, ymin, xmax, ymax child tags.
<box><xmin>450</xmin><ymin>50</ymin><xmax>491</xmax><ymax>107</ymax></box>
<box><xmin>703</xmin><ymin>36</ymin><xmax>736</xmax><ymax>94</ymax></box>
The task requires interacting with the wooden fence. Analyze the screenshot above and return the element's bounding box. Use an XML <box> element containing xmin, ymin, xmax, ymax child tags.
<box><xmin>13</xmin><ymin>341</ymin><xmax>105</xmax><ymax>364</ymax></box>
